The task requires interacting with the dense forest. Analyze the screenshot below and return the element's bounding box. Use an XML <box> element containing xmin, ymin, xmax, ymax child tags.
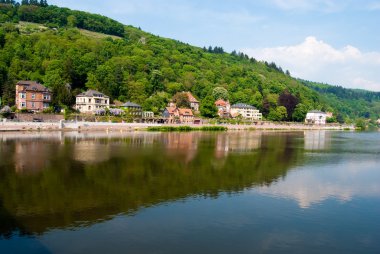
<box><xmin>300</xmin><ymin>80</ymin><xmax>380</xmax><ymax>120</ymax></box>
<box><xmin>1</xmin><ymin>0</ymin><xmax>379</xmax><ymax>121</ymax></box>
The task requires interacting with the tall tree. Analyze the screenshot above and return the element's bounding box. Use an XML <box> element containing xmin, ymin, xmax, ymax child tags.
<box><xmin>278</xmin><ymin>90</ymin><xmax>299</xmax><ymax>121</ymax></box>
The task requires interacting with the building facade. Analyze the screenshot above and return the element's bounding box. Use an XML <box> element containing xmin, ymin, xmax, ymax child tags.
<box><xmin>122</xmin><ymin>101</ymin><xmax>143</xmax><ymax>117</ymax></box>
<box><xmin>305</xmin><ymin>110</ymin><xmax>327</xmax><ymax>125</ymax></box>
<box><xmin>75</xmin><ymin>90</ymin><xmax>109</xmax><ymax>113</ymax></box>
<box><xmin>15</xmin><ymin>81</ymin><xmax>52</xmax><ymax>112</ymax></box>
<box><xmin>185</xmin><ymin>92</ymin><xmax>200</xmax><ymax>112</ymax></box>
<box><xmin>230</xmin><ymin>103</ymin><xmax>262</xmax><ymax>120</ymax></box>
<box><xmin>215</xmin><ymin>99</ymin><xmax>231</xmax><ymax>118</ymax></box>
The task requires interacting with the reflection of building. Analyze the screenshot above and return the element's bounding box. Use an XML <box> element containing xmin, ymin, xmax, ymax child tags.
<box><xmin>15</xmin><ymin>81</ymin><xmax>52</xmax><ymax>112</ymax></box>
<box><xmin>73</xmin><ymin>141</ymin><xmax>111</xmax><ymax>164</ymax></box>
<box><xmin>13</xmin><ymin>141</ymin><xmax>54</xmax><ymax>174</ymax></box>
<box><xmin>75</xmin><ymin>90</ymin><xmax>109</xmax><ymax>113</ymax></box>
<box><xmin>304</xmin><ymin>131</ymin><xmax>329</xmax><ymax>150</ymax></box>
<box><xmin>230</xmin><ymin>103</ymin><xmax>262</xmax><ymax>120</ymax></box>
<box><xmin>215</xmin><ymin>132</ymin><xmax>262</xmax><ymax>158</ymax></box>
<box><xmin>165</xmin><ymin>132</ymin><xmax>199</xmax><ymax>162</ymax></box>
<box><xmin>305</xmin><ymin>111</ymin><xmax>327</xmax><ymax>125</ymax></box>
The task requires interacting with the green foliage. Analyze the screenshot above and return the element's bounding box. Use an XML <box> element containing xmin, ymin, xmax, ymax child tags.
<box><xmin>147</xmin><ymin>126</ymin><xmax>227</xmax><ymax>132</ymax></box>
<box><xmin>212</xmin><ymin>87</ymin><xmax>229</xmax><ymax>100</ymax></box>
<box><xmin>292</xmin><ymin>103</ymin><xmax>308</xmax><ymax>122</ymax></box>
<box><xmin>355</xmin><ymin>118</ymin><xmax>366</xmax><ymax>131</ymax></box>
<box><xmin>200</xmin><ymin>95</ymin><xmax>217</xmax><ymax>118</ymax></box>
<box><xmin>0</xmin><ymin>3</ymin><xmax>379</xmax><ymax>121</ymax></box>
<box><xmin>267</xmin><ymin>106</ymin><xmax>287</xmax><ymax>121</ymax></box>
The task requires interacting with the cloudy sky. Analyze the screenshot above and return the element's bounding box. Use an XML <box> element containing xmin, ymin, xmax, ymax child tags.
<box><xmin>49</xmin><ymin>0</ymin><xmax>380</xmax><ymax>91</ymax></box>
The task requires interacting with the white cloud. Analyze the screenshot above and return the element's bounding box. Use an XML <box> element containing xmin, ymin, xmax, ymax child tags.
<box><xmin>256</xmin><ymin>160</ymin><xmax>380</xmax><ymax>208</ymax></box>
<box><xmin>269</xmin><ymin>0</ymin><xmax>346</xmax><ymax>12</ymax></box>
<box><xmin>242</xmin><ymin>36</ymin><xmax>380</xmax><ymax>91</ymax></box>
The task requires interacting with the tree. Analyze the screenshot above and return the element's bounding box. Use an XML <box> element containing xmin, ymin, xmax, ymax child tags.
<box><xmin>292</xmin><ymin>103</ymin><xmax>308</xmax><ymax>122</ymax></box>
<box><xmin>172</xmin><ymin>92</ymin><xmax>190</xmax><ymax>108</ymax></box>
<box><xmin>267</xmin><ymin>106</ymin><xmax>287</xmax><ymax>121</ymax></box>
<box><xmin>212</xmin><ymin>87</ymin><xmax>229</xmax><ymax>101</ymax></box>
<box><xmin>67</xmin><ymin>15</ymin><xmax>77</xmax><ymax>28</ymax></box>
<box><xmin>278</xmin><ymin>90</ymin><xmax>299</xmax><ymax>120</ymax></box>
<box><xmin>200</xmin><ymin>95</ymin><xmax>217</xmax><ymax>118</ymax></box>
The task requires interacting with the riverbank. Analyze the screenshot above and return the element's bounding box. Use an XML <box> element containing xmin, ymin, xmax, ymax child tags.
<box><xmin>0</xmin><ymin>120</ymin><xmax>355</xmax><ymax>132</ymax></box>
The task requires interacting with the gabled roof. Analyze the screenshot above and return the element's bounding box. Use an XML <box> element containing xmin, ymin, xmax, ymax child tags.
<box><xmin>186</xmin><ymin>92</ymin><xmax>199</xmax><ymax>103</ymax></box>
<box><xmin>215</xmin><ymin>99</ymin><xmax>229</xmax><ymax>107</ymax></box>
<box><xmin>122</xmin><ymin>101</ymin><xmax>142</xmax><ymax>108</ymax></box>
<box><xmin>77</xmin><ymin>90</ymin><xmax>109</xmax><ymax>98</ymax></box>
<box><xmin>231</xmin><ymin>103</ymin><xmax>256</xmax><ymax>109</ymax></box>
<box><xmin>178</xmin><ymin>108</ymin><xmax>193</xmax><ymax>116</ymax></box>
<box><xmin>165</xmin><ymin>107</ymin><xmax>177</xmax><ymax>114</ymax></box>
<box><xmin>308</xmin><ymin>110</ymin><xmax>326</xmax><ymax>114</ymax></box>
<box><xmin>17</xmin><ymin>81</ymin><xmax>51</xmax><ymax>93</ymax></box>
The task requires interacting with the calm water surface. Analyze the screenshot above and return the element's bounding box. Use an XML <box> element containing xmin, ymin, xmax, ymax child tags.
<box><xmin>0</xmin><ymin>131</ymin><xmax>379</xmax><ymax>254</ymax></box>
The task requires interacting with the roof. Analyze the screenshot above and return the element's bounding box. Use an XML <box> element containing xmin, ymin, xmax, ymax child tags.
<box><xmin>308</xmin><ymin>110</ymin><xmax>327</xmax><ymax>114</ymax></box>
<box><xmin>178</xmin><ymin>108</ymin><xmax>193</xmax><ymax>116</ymax></box>
<box><xmin>17</xmin><ymin>81</ymin><xmax>50</xmax><ymax>92</ymax></box>
<box><xmin>215</xmin><ymin>99</ymin><xmax>229</xmax><ymax>107</ymax></box>
<box><xmin>231</xmin><ymin>103</ymin><xmax>256</xmax><ymax>109</ymax></box>
<box><xmin>77</xmin><ymin>90</ymin><xmax>109</xmax><ymax>98</ymax></box>
<box><xmin>185</xmin><ymin>92</ymin><xmax>199</xmax><ymax>103</ymax></box>
<box><xmin>122</xmin><ymin>101</ymin><xmax>142</xmax><ymax>108</ymax></box>
<box><xmin>165</xmin><ymin>107</ymin><xmax>177</xmax><ymax>114</ymax></box>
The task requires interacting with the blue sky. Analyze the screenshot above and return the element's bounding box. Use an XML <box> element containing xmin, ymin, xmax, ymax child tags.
<box><xmin>49</xmin><ymin>0</ymin><xmax>380</xmax><ymax>91</ymax></box>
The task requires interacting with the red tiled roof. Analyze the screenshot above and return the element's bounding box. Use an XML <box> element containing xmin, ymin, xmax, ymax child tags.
<box><xmin>186</xmin><ymin>92</ymin><xmax>199</xmax><ymax>103</ymax></box>
<box><xmin>17</xmin><ymin>81</ymin><xmax>50</xmax><ymax>92</ymax></box>
<box><xmin>178</xmin><ymin>108</ymin><xmax>193</xmax><ymax>116</ymax></box>
<box><xmin>215</xmin><ymin>99</ymin><xmax>228</xmax><ymax>106</ymax></box>
<box><xmin>166</xmin><ymin>107</ymin><xmax>177</xmax><ymax>114</ymax></box>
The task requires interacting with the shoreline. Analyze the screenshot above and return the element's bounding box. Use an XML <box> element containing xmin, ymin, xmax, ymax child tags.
<box><xmin>0</xmin><ymin>120</ymin><xmax>355</xmax><ymax>132</ymax></box>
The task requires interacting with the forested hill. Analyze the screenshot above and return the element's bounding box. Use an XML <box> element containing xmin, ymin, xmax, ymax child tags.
<box><xmin>1</xmin><ymin>1</ymin><xmax>379</xmax><ymax>121</ymax></box>
<box><xmin>300</xmin><ymin>80</ymin><xmax>380</xmax><ymax>119</ymax></box>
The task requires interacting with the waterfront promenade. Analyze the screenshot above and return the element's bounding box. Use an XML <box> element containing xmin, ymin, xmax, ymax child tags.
<box><xmin>0</xmin><ymin>120</ymin><xmax>354</xmax><ymax>132</ymax></box>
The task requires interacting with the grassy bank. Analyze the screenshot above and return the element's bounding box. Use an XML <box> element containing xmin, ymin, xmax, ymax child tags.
<box><xmin>147</xmin><ymin>126</ymin><xmax>228</xmax><ymax>132</ymax></box>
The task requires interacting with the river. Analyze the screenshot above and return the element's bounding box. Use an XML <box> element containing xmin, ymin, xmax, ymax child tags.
<box><xmin>0</xmin><ymin>131</ymin><xmax>379</xmax><ymax>253</ymax></box>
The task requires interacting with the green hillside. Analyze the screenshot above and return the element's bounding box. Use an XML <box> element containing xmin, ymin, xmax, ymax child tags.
<box><xmin>1</xmin><ymin>1</ymin><xmax>379</xmax><ymax>121</ymax></box>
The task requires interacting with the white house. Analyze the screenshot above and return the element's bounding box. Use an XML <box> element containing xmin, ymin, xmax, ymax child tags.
<box><xmin>305</xmin><ymin>110</ymin><xmax>327</xmax><ymax>125</ymax></box>
<box><xmin>75</xmin><ymin>90</ymin><xmax>110</xmax><ymax>113</ymax></box>
<box><xmin>230</xmin><ymin>103</ymin><xmax>262</xmax><ymax>120</ymax></box>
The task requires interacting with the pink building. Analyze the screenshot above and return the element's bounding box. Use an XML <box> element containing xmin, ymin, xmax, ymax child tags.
<box><xmin>15</xmin><ymin>81</ymin><xmax>52</xmax><ymax>112</ymax></box>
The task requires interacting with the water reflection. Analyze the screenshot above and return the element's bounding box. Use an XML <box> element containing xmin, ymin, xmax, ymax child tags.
<box><xmin>0</xmin><ymin>130</ymin><xmax>379</xmax><ymax>243</ymax></box>
<box><xmin>258</xmin><ymin>159</ymin><xmax>380</xmax><ymax>208</ymax></box>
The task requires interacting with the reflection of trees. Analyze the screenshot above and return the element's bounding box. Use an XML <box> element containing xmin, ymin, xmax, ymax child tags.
<box><xmin>0</xmin><ymin>132</ymin><xmax>306</xmax><ymax>237</ymax></box>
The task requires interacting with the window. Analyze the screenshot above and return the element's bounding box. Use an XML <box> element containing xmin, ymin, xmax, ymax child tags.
<box><xmin>43</xmin><ymin>94</ymin><xmax>50</xmax><ymax>100</ymax></box>
<box><xmin>20</xmin><ymin>102</ymin><xmax>26</xmax><ymax>108</ymax></box>
<box><xmin>89</xmin><ymin>99</ymin><xmax>92</xmax><ymax>103</ymax></box>
<box><xmin>88</xmin><ymin>106</ymin><xmax>91</xmax><ymax>110</ymax></box>
<box><xmin>32</xmin><ymin>94</ymin><xmax>36</xmax><ymax>99</ymax></box>
<box><xmin>43</xmin><ymin>103</ymin><xmax>49</xmax><ymax>108</ymax></box>
<box><xmin>20</xmin><ymin>93</ymin><xmax>26</xmax><ymax>99</ymax></box>
<box><xmin>31</xmin><ymin>102</ymin><xmax>35</xmax><ymax>108</ymax></box>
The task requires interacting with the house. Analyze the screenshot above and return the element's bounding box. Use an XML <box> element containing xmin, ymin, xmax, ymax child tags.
<box><xmin>215</xmin><ymin>99</ymin><xmax>231</xmax><ymax>118</ymax></box>
<box><xmin>122</xmin><ymin>101</ymin><xmax>143</xmax><ymax>117</ymax></box>
<box><xmin>305</xmin><ymin>110</ymin><xmax>327</xmax><ymax>125</ymax></box>
<box><xmin>163</xmin><ymin>107</ymin><xmax>179</xmax><ymax>123</ymax></box>
<box><xmin>75</xmin><ymin>90</ymin><xmax>109</xmax><ymax>113</ymax></box>
<box><xmin>178</xmin><ymin>108</ymin><xmax>194</xmax><ymax>123</ymax></box>
<box><xmin>15</xmin><ymin>81</ymin><xmax>52</xmax><ymax>112</ymax></box>
<box><xmin>162</xmin><ymin>107</ymin><xmax>194</xmax><ymax>124</ymax></box>
<box><xmin>230</xmin><ymin>103</ymin><xmax>262</xmax><ymax>120</ymax></box>
<box><xmin>185</xmin><ymin>92</ymin><xmax>200</xmax><ymax>112</ymax></box>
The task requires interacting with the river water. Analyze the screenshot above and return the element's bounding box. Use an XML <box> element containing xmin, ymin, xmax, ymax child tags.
<box><xmin>0</xmin><ymin>131</ymin><xmax>379</xmax><ymax>253</ymax></box>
